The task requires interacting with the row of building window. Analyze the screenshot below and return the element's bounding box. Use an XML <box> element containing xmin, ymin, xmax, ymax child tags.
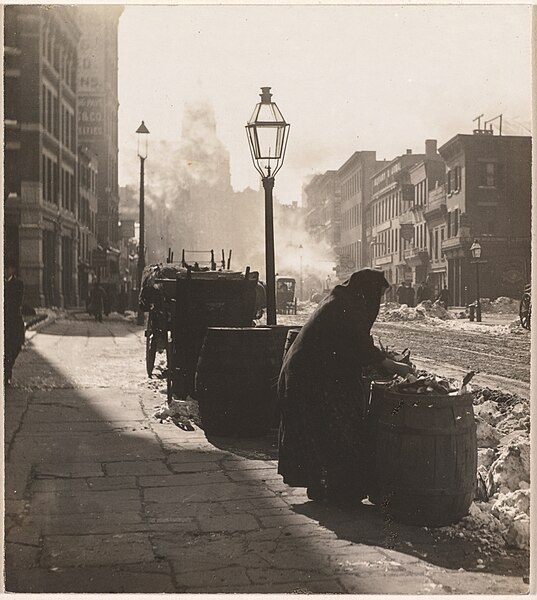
<box><xmin>341</xmin><ymin>171</ymin><xmax>362</xmax><ymax>202</ymax></box>
<box><xmin>42</xmin><ymin>27</ymin><xmax>75</xmax><ymax>89</ymax></box>
<box><xmin>414</xmin><ymin>179</ymin><xmax>428</xmax><ymax>206</ymax></box>
<box><xmin>447</xmin><ymin>166</ymin><xmax>462</xmax><ymax>195</ymax></box>
<box><xmin>42</xmin><ymin>84</ymin><xmax>76</xmax><ymax>152</ymax></box>
<box><xmin>80</xmin><ymin>163</ymin><xmax>97</xmax><ymax>194</ymax></box>
<box><xmin>372</xmin><ymin>191</ymin><xmax>401</xmax><ymax>226</ymax></box>
<box><xmin>42</xmin><ymin>154</ymin><xmax>75</xmax><ymax>212</ymax></box>
<box><xmin>372</xmin><ymin>209</ymin><xmax>462</xmax><ymax>261</ymax></box>
<box><xmin>341</xmin><ymin>204</ymin><xmax>361</xmax><ymax>231</ymax></box>
<box><xmin>79</xmin><ymin>197</ymin><xmax>96</xmax><ymax>233</ymax></box>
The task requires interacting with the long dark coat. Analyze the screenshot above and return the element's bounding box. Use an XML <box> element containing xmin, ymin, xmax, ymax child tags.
<box><xmin>277</xmin><ymin>269</ymin><xmax>389</xmax><ymax>492</ymax></box>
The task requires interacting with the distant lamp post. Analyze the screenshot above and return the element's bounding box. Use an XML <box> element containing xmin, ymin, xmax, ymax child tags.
<box><xmin>246</xmin><ymin>87</ymin><xmax>290</xmax><ymax>325</ymax></box>
<box><xmin>470</xmin><ymin>239</ymin><xmax>483</xmax><ymax>322</ymax></box>
<box><xmin>136</xmin><ymin>120</ymin><xmax>150</xmax><ymax>326</ymax></box>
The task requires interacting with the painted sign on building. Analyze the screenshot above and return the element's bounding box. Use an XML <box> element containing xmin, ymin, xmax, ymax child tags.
<box><xmin>78</xmin><ymin>21</ymin><xmax>105</xmax><ymax>94</ymax></box>
<box><xmin>78</xmin><ymin>95</ymin><xmax>105</xmax><ymax>138</ymax></box>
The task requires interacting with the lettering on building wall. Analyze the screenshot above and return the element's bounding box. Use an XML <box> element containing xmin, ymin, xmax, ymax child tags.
<box><xmin>79</xmin><ymin>96</ymin><xmax>105</xmax><ymax>139</ymax></box>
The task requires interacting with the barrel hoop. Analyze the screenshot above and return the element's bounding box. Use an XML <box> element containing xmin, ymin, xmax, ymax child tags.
<box><xmin>375</xmin><ymin>487</ymin><xmax>474</xmax><ymax>496</ymax></box>
<box><xmin>375</xmin><ymin>422</ymin><xmax>477</xmax><ymax>436</ymax></box>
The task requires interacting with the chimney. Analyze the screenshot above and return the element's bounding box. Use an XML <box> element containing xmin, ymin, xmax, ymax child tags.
<box><xmin>425</xmin><ymin>139</ymin><xmax>437</xmax><ymax>156</ymax></box>
<box><xmin>406</xmin><ymin>149</ymin><xmax>412</xmax><ymax>155</ymax></box>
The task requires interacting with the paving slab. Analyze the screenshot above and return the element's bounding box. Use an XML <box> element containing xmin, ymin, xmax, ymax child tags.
<box><xmin>144</xmin><ymin>481</ymin><xmax>276</xmax><ymax>503</ymax></box>
<box><xmin>33</xmin><ymin>462</ymin><xmax>105</xmax><ymax>478</ymax></box>
<box><xmin>174</xmin><ymin>565</ymin><xmax>251</xmax><ymax>589</ymax></box>
<box><xmin>28</xmin><ymin>488</ymin><xmax>142</xmax><ymax>515</ymax></box>
<box><xmin>40</xmin><ymin>532</ymin><xmax>155</xmax><ymax>567</ymax></box>
<box><xmin>198</xmin><ymin>513</ymin><xmax>259</xmax><ymax>533</ymax></box>
<box><xmin>19</xmin><ymin>511</ymin><xmax>148</xmax><ymax>536</ymax></box>
<box><xmin>5</xmin><ymin>564</ymin><xmax>175</xmax><ymax>593</ymax></box>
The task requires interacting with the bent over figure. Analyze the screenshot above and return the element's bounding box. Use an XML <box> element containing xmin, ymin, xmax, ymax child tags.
<box><xmin>277</xmin><ymin>268</ymin><xmax>410</xmax><ymax>506</ymax></box>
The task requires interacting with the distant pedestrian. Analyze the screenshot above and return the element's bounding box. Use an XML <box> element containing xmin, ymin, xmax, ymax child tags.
<box><xmin>416</xmin><ymin>281</ymin><xmax>432</xmax><ymax>303</ymax></box>
<box><xmin>436</xmin><ymin>286</ymin><xmax>452</xmax><ymax>309</ymax></box>
<box><xmin>396</xmin><ymin>281</ymin><xmax>414</xmax><ymax>306</ymax></box>
<box><xmin>4</xmin><ymin>259</ymin><xmax>25</xmax><ymax>386</ymax></box>
<box><xmin>89</xmin><ymin>281</ymin><xmax>107</xmax><ymax>322</ymax></box>
<box><xmin>396</xmin><ymin>283</ymin><xmax>407</xmax><ymax>305</ymax></box>
<box><xmin>405</xmin><ymin>282</ymin><xmax>415</xmax><ymax>308</ymax></box>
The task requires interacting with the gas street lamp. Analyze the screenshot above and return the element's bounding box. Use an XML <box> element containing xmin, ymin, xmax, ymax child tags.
<box><xmin>246</xmin><ymin>87</ymin><xmax>290</xmax><ymax>325</ymax></box>
<box><xmin>136</xmin><ymin>120</ymin><xmax>150</xmax><ymax>326</ymax></box>
<box><xmin>470</xmin><ymin>239</ymin><xmax>483</xmax><ymax>322</ymax></box>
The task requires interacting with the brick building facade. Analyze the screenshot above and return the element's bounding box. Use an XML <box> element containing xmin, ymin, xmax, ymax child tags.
<box><xmin>4</xmin><ymin>5</ymin><xmax>81</xmax><ymax>307</ymax></box>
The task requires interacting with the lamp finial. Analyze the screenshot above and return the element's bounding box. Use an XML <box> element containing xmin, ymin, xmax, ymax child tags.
<box><xmin>260</xmin><ymin>87</ymin><xmax>272</xmax><ymax>103</ymax></box>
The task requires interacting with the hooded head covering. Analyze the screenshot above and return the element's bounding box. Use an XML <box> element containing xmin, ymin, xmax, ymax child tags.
<box><xmin>333</xmin><ymin>268</ymin><xmax>390</xmax><ymax>327</ymax></box>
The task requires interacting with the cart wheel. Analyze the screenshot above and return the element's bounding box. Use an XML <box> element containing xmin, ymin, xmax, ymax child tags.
<box><xmin>519</xmin><ymin>293</ymin><xmax>531</xmax><ymax>330</ymax></box>
<box><xmin>146</xmin><ymin>333</ymin><xmax>158</xmax><ymax>377</ymax></box>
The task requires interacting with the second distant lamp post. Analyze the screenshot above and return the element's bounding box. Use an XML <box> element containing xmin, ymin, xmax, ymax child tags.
<box><xmin>136</xmin><ymin>120</ymin><xmax>150</xmax><ymax>326</ymax></box>
<box><xmin>470</xmin><ymin>239</ymin><xmax>483</xmax><ymax>322</ymax></box>
<box><xmin>246</xmin><ymin>87</ymin><xmax>290</xmax><ymax>325</ymax></box>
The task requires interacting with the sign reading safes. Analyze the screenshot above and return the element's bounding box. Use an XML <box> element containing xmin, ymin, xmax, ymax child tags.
<box><xmin>79</xmin><ymin>96</ymin><xmax>105</xmax><ymax>138</ymax></box>
<box><xmin>78</xmin><ymin>22</ymin><xmax>105</xmax><ymax>94</ymax></box>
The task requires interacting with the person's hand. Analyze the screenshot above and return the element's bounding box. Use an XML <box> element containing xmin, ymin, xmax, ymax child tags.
<box><xmin>381</xmin><ymin>358</ymin><xmax>412</xmax><ymax>377</ymax></box>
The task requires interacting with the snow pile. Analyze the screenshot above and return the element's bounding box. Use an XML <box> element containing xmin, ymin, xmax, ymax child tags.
<box><xmin>378</xmin><ymin>300</ymin><xmax>454</xmax><ymax>323</ymax></box>
<box><xmin>481</xmin><ymin>297</ymin><xmax>519</xmax><ymax>314</ymax></box>
<box><xmin>475</xmin><ymin>416</ymin><xmax>501</xmax><ymax>448</ymax></box>
<box><xmin>153</xmin><ymin>397</ymin><xmax>200</xmax><ymax>428</ymax></box>
<box><xmin>441</xmin><ymin>387</ymin><xmax>530</xmax><ymax>552</ymax></box>
<box><xmin>487</xmin><ymin>434</ymin><xmax>530</xmax><ymax>495</ymax></box>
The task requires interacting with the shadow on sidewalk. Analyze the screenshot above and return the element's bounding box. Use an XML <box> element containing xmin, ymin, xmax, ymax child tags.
<box><xmin>292</xmin><ymin>498</ymin><xmax>529</xmax><ymax>578</ymax></box>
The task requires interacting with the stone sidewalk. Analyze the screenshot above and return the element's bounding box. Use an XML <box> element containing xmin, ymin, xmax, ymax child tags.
<box><xmin>3</xmin><ymin>315</ymin><xmax>530</xmax><ymax>593</ymax></box>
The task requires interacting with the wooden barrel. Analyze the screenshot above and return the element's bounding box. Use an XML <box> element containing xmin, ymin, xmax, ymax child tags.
<box><xmin>265</xmin><ymin>326</ymin><xmax>302</xmax><ymax>428</ymax></box>
<box><xmin>367</xmin><ymin>384</ymin><xmax>477</xmax><ymax>526</ymax></box>
<box><xmin>195</xmin><ymin>327</ymin><xmax>279</xmax><ymax>436</ymax></box>
<box><xmin>283</xmin><ymin>328</ymin><xmax>302</xmax><ymax>357</ymax></box>
<box><xmin>267</xmin><ymin>326</ymin><xmax>302</xmax><ymax>368</ymax></box>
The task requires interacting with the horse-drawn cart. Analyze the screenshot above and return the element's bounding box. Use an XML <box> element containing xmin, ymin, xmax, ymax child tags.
<box><xmin>140</xmin><ymin>252</ymin><xmax>259</xmax><ymax>402</ymax></box>
<box><xmin>519</xmin><ymin>283</ymin><xmax>531</xmax><ymax>330</ymax></box>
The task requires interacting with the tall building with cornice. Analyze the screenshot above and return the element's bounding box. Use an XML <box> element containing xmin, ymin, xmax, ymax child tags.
<box><xmin>4</xmin><ymin>5</ymin><xmax>81</xmax><ymax>307</ymax></box>
<box><xmin>77</xmin><ymin>5</ymin><xmax>123</xmax><ymax>298</ymax></box>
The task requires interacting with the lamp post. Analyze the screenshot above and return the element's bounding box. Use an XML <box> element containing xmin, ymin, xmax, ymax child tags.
<box><xmin>470</xmin><ymin>239</ymin><xmax>482</xmax><ymax>322</ymax></box>
<box><xmin>136</xmin><ymin>120</ymin><xmax>150</xmax><ymax>326</ymax></box>
<box><xmin>246</xmin><ymin>87</ymin><xmax>290</xmax><ymax>325</ymax></box>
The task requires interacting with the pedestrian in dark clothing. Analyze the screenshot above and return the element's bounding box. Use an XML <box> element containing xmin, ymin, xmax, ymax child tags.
<box><xmin>89</xmin><ymin>282</ymin><xmax>107</xmax><ymax>322</ymax></box>
<box><xmin>4</xmin><ymin>261</ymin><xmax>25</xmax><ymax>385</ymax></box>
<box><xmin>277</xmin><ymin>268</ymin><xmax>411</xmax><ymax>506</ymax></box>
<box><xmin>405</xmin><ymin>282</ymin><xmax>415</xmax><ymax>308</ymax></box>
<box><xmin>396</xmin><ymin>281</ymin><xmax>414</xmax><ymax>306</ymax></box>
<box><xmin>396</xmin><ymin>283</ymin><xmax>407</xmax><ymax>305</ymax></box>
<box><xmin>436</xmin><ymin>286</ymin><xmax>452</xmax><ymax>309</ymax></box>
<box><xmin>416</xmin><ymin>281</ymin><xmax>432</xmax><ymax>303</ymax></box>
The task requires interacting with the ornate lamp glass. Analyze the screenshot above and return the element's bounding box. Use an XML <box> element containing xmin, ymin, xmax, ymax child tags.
<box><xmin>136</xmin><ymin>120</ymin><xmax>150</xmax><ymax>159</ymax></box>
<box><xmin>470</xmin><ymin>240</ymin><xmax>482</xmax><ymax>259</ymax></box>
<box><xmin>246</xmin><ymin>87</ymin><xmax>290</xmax><ymax>177</ymax></box>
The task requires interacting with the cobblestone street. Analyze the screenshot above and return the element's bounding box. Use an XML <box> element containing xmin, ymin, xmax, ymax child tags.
<box><xmin>3</xmin><ymin>314</ymin><xmax>529</xmax><ymax>593</ymax></box>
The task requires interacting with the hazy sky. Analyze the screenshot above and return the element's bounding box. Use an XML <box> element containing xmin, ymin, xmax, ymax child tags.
<box><xmin>117</xmin><ymin>4</ymin><xmax>532</xmax><ymax>203</ymax></box>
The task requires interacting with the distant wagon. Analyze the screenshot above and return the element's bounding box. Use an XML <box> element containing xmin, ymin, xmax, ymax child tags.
<box><xmin>276</xmin><ymin>276</ymin><xmax>297</xmax><ymax>315</ymax></box>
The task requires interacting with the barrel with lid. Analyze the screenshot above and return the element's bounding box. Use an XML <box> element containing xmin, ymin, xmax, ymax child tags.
<box><xmin>195</xmin><ymin>327</ymin><xmax>279</xmax><ymax>436</ymax></box>
<box><xmin>367</xmin><ymin>383</ymin><xmax>477</xmax><ymax>526</ymax></box>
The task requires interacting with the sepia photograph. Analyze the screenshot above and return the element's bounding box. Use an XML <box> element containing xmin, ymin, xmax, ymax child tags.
<box><xmin>2</xmin><ymin>2</ymin><xmax>534</xmax><ymax>594</ymax></box>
